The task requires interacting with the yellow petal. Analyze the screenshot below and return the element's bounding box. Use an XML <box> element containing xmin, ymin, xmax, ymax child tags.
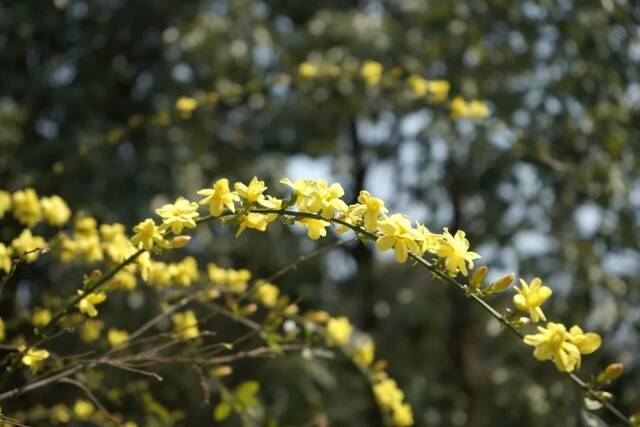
<box><xmin>376</xmin><ymin>236</ymin><xmax>395</xmax><ymax>251</ymax></box>
<box><xmin>576</xmin><ymin>333</ymin><xmax>601</xmax><ymax>355</ymax></box>
<box><xmin>394</xmin><ymin>241</ymin><xmax>408</xmax><ymax>263</ymax></box>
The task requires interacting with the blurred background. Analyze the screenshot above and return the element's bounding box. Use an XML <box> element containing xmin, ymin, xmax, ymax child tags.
<box><xmin>1</xmin><ymin>0</ymin><xmax>639</xmax><ymax>425</ymax></box>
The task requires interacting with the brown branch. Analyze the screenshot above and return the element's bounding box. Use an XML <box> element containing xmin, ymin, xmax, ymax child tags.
<box><xmin>58</xmin><ymin>377</ymin><xmax>119</xmax><ymax>424</ymax></box>
<box><xmin>0</xmin><ymin>247</ymin><xmax>47</xmax><ymax>295</ymax></box>
<box><xmin>0</xmin><ymin>365</ymin><xmax>84</xmax><ymax>401</ymax></box>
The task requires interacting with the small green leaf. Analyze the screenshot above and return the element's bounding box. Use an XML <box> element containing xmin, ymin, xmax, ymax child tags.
<box><xmin>235</xmin><ymin>381</ymin><xmax>260</xmax><ymax>406</ymax></box>
<box><xmin>213</xmin><ymin>402</ymin><xmax>232</xmax><ymax>421</ymax></box>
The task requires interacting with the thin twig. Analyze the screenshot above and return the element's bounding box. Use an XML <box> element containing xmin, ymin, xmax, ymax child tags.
<box><xmin>0</xmin><ymin>247</ymin><xmax>47</xmax><ymax>295</ymax></box>
<box><xmin>58</xmin><ymin>377</ymin><xmax>119</xmax><ymax>424</ymax></box>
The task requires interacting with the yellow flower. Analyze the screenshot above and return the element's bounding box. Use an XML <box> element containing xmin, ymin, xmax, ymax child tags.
<box><xmin>169</xmin><ymin>256</ymin><xmax>199</xmax><ymax>287</ymax></box>
<box><xmin>135</xmin><ymin>252</ymin><xmax>152</xmax><ymax>283</ymax></box>
<box><xmin>80</xmin><ymin>320</ymin><xmax>103</xmax><ymax>343</ymax></box>
<box><xmin>435</xmin><ymin>228</ymin><xmax>480</xmax><ymax>276</ymax></box>
<box><xmin>408</xmin><ymin>74</ymin><xmax>429</xmax><ymax>97</ymax></box>
<box><xmin>131</xmin><ymin>218</ymin><xmax>165</xmax><ymax>250</ymax></box>
<box><xmin>513</xmin><ymin>278</ymin><xmax>552</xmax><ymax>323</ymax></box>
<box><xmin>155</xmin><ymin>197</ymin><xmax>199</xmax><ymax>234</ymax></box>
<box><xmin>450</xmin><ymin>97</ymin><xmax>490</xmax><ymax>120</ymax></box>
<box><xmin>40</xmin><ymin>195</ymin><xmax>71</xmax><ymax>227</ymax></box>
<box><xmin>101</xmin><ymin>224</ymin><xmax>137</xmax><ymax>263</ymax></box>
<box><xmin>376</xmin><ymin>214</ymin><xmax>424</xmax><ymax>263</ymax></box>
<box><xmin>207</xmin><ymin>263</ymin><xmax>228</xmax><ymax>286</ymax></box>
<box><xmin>20</xmin><ymin>346</ymin><xmax>50</xmax><ymax>372</ymax></box>
<box><xmin>298</xmin><ymin>62</ymin><xmax>318</xmax><ymax>79</ymax></box>
<box><xmin>146</xmin><ymin>261</ymin><xmax>171</xmax><ymax>288</ymax></box>
<box><xmin>280</xmin><ymin>177</ymin><xmax>313</xmax><ymax>195</ymax></box>
<box><xmin>76</xmin><ymin>235</ymin><xmax>104</xmax><ymax>263</ymax></box>
<box><xmin>31</xmin><ymin>308</ymin><xmax>52</xmax><ymax>327</ymax></box>
<box><xmin>176</xmin><ymin>96</ymin><xmax>198</xmax><ymax>118</ymax></box>
<box><xmin>235</xmin><ymin>213</ymin><xmax>270</xmax><ymax>237</ymax></box>
<box><xmin>73</xmin><ymin>399</ymin><xmax>94</xmax><ymax>419</ymax></box>
<box><xmin>325</xmin><ymin>316</ymin><xmax>352</xmax><ymax>347</ymax></box>
<box><xmin>0</xmin><ymin>190</ymin><xmax>11</xmax><ymax>219</ymax></box>
<box><xmin>281</xmin><ymin>178</ymin><xmax>348</xmax><ymax>218</ymax></box>
<box><xmin>225</xmin><ymin>268</ymin><xmax>251</xmax><ymax>294</ymax></box>
<box><xmin>373</xmin><ymin>378</ymin><xmax>404</xmax><ymax>409</ymax></box>
<box><xmin>298</xmin><ymin>218</ymin><xmax>331</xmax><ymax>240</ymax></box>
<box><xmin>361</xmin><ymin>60</ymin><xmax>384</xmax><ymax>86</ymax></box>
<box><xmin>197</xmin><ymin>178</ymin><xmax>240</xmax><ymax>216</ymax></box>
<box><xmin>257</xmin><ymin>195</ymin><xmax>283</xmax><ymax>223</ymax></box>
<box><xmin>351</xmin><ymin>339</ymin><xmax>375</xmax><ymax>367</ymax></box>
<box><xmin>335</xmin><ymin>206</ymin><xmax>362</xmax><ymax>234</ymax></box>
<box><xmin>77</xmin><ymin>291</ymin><xmax>107</xmax><ymax>317</ymax></box>
<box><xmin>407</xmin><ymin>74</ymin><xmax>449</xmax><ymax>103</ymax></box>
<box><xmin>12</xmin><ymin>188</ymin><xmax>42</xmax><ymax>228</ymax></box>
<box><xmin>315</xmin><ymin>181</ymin><xmax>349</xmax><ymax>219</ymax></box>
<box><xmin>393</xmin><ymin>403</ymin><xmax>414</xmax><ymax>427</ymax></box>
<box><xmin>11</xmin><ymin>229</ymin><xmax>46</xmax><ymax>263</ymax></box>
<box><xmin>254</xmin><ymin>280</ymin><xmax>279</xmax><ymax>307</ymax></box>
<box><xmin>234</xmin><ymin>176</ymin><xmax>267</xmax><ymax>204</ymax></box>
<box><xmin>51</xmin><ymin>404</ymin><xmax>71</xmax><ymax>423</ymax></box>
<box><xmin>415</xmin><ymin>224</ymin><xmax>441</xmax><ymax>256</ymax></box>
<box><xmin>351</xmin><ymin>190</ymin><xmax>387</xmax><ymax>232</ymax></box>
<box><xmin>0</xmin><ymin>243</ymin><xmax>12</xmax><ymax>273</ymax></box>
<box><xmin>107</xmin><ymin>328</ymin><xmax>129</xmax><ymax>347</ymax></box>
<box><xmin>523</xmin><ymin>322</ymin><xmax>581</xmax><ymax>372</ymax></box>
<box><xmin>257</xmin><ymin>195</ymin><xmax>283</xmax><ymax>210</ymax></box>
<box><xmin>110</xmin><ymin>270</ymin><xmax>137</xmax><ymax>291</ymax></box>
<box><xmin>74</xmin><ymin>215</ymin><xmax>98</xmax><ymax>237</ymax></box>
<box><xmin>0</xmin><ymin>316</ymin><xmax>5</xmax><ymax>342</ymax></box>
<box><xmin>427</xmin><ymin>81</ymin><xmax>450</xmax><ymax>102</ymax></box>
<box><xmin>172</xmin><ymin>310</ymin><xmax>200</xmax><ymax>340</ymax></box>
<box><xmin>568</xmin><ymin>325</ymin><xmax>602</xmax><ymax>355</ymax></box>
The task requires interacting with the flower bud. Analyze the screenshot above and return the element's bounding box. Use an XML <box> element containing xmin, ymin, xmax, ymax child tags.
<box><xmin>595</xmin><ymin>391</ymin><xmax>613</xmax><ymax>402</ymax></box>
<box><xmin>488</xmin><ymin>273</ymin><xmax>514</xmax><ymax>293</ymax></box>
<box><xmin>83</xmin><ymin>269</ymin><xmax>103</xmax><ymax>286</ymax></box>
<box><xmin>241</xmin><ymin>304</ymin><xmax>257</xmax><ymax>316</ymax></box>
<box><xmin>305</xmin><ymin>310</ymin><xmax>330</xmax><ymax>323</ymax></box>
<box><xmin>206</xmin><ymin>288</ymin><xmax>221</xmax><ymax>300</ymax></box>
<box><xmin>170</xmin><ymin>235</ymin><xmax>191</xmax><ymax>248</ymax></box>
<box><xmin>597</xmin><ymin>363</ymin><xmax>624</xmax><ymax>383</ymax></box>
<box><xmin>470</xmin><ymin>266</ymin><xmax>489</xmax><ymax>289</ymax></box>
<box><xmin>284</xmin><ymin>304</ymin><xmax>299</xmax><ymax>316</ymax></box>
<box><xmin>210</xmin><ymin>365</ymin><xmax>233</xmax><ymax>377</ymax></box>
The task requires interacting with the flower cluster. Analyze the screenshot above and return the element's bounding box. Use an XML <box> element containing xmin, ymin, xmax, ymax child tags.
<box><xmin>1</xmin><ymin>188</ymin><xmax>71</xmax><ymax>229</ymax></box>
<box><xmin>0</xmin><ymin>177</ymin><xmax>621</xmax><ymax>426</ymax></box>
<box><xmin>373</xmin><ymin>378</ymin><xmax>414</xmax><ymax>427</ymax></box>
<box><xmin>106</xmin><ymin>57</ymin><xmax>490</xmax><ymax>146</ymax></box>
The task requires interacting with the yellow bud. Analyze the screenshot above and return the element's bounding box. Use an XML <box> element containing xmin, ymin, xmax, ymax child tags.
<box><xmin>470</xmin><ymin>266</ymin><xmax>488</xmax><ymax>288</ymax></box>
<box><xmin>598</xmin><ymin>363</ymin><xmax>624</xmax><ymax>382</ymax></box>
<box><xmin>488</xmin><ymin>273</ymin><xmax>514</xmax><ymax>293</ymax></box>
<box><xmin>241</xmin><ymin>304</ymin><xmax>257</xmax><ymax>316</ymax></box>
<box><xmin>206</xmin><ymin>288</ymin><xmax>221</xmax><ymax>300</ymax></box>
<box><xmin>595</xmin><ymin>391</ymin><xmax>613</xmax><ymax>402</ymax></box>
<box><xmin>171</xmin><ymin>235</ymin><xmax>191</xmax><ymax>248</ymax></box>
<box><xmin>284</xmin><ymin>304</ymin><xmax>299</xmax><ymax>316</ymax></box>
<box><xmin>372</xmin><ymin>359</ymin><xmax>388</xmax><ymax>372</ymax></box>
<box><xmin>305</xmin><ymin>310</ymin><xmax>330</xmax><ymax>323</ymax></box>
<box><xmin>211</xmin><ymin>365</ymin><xmax>233</xmax><ymax>377</ymax></box>
<box><xmin>90</xmin><ymin>269</ymin><xmax>102</xmax><ymax>281</ymax></box>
